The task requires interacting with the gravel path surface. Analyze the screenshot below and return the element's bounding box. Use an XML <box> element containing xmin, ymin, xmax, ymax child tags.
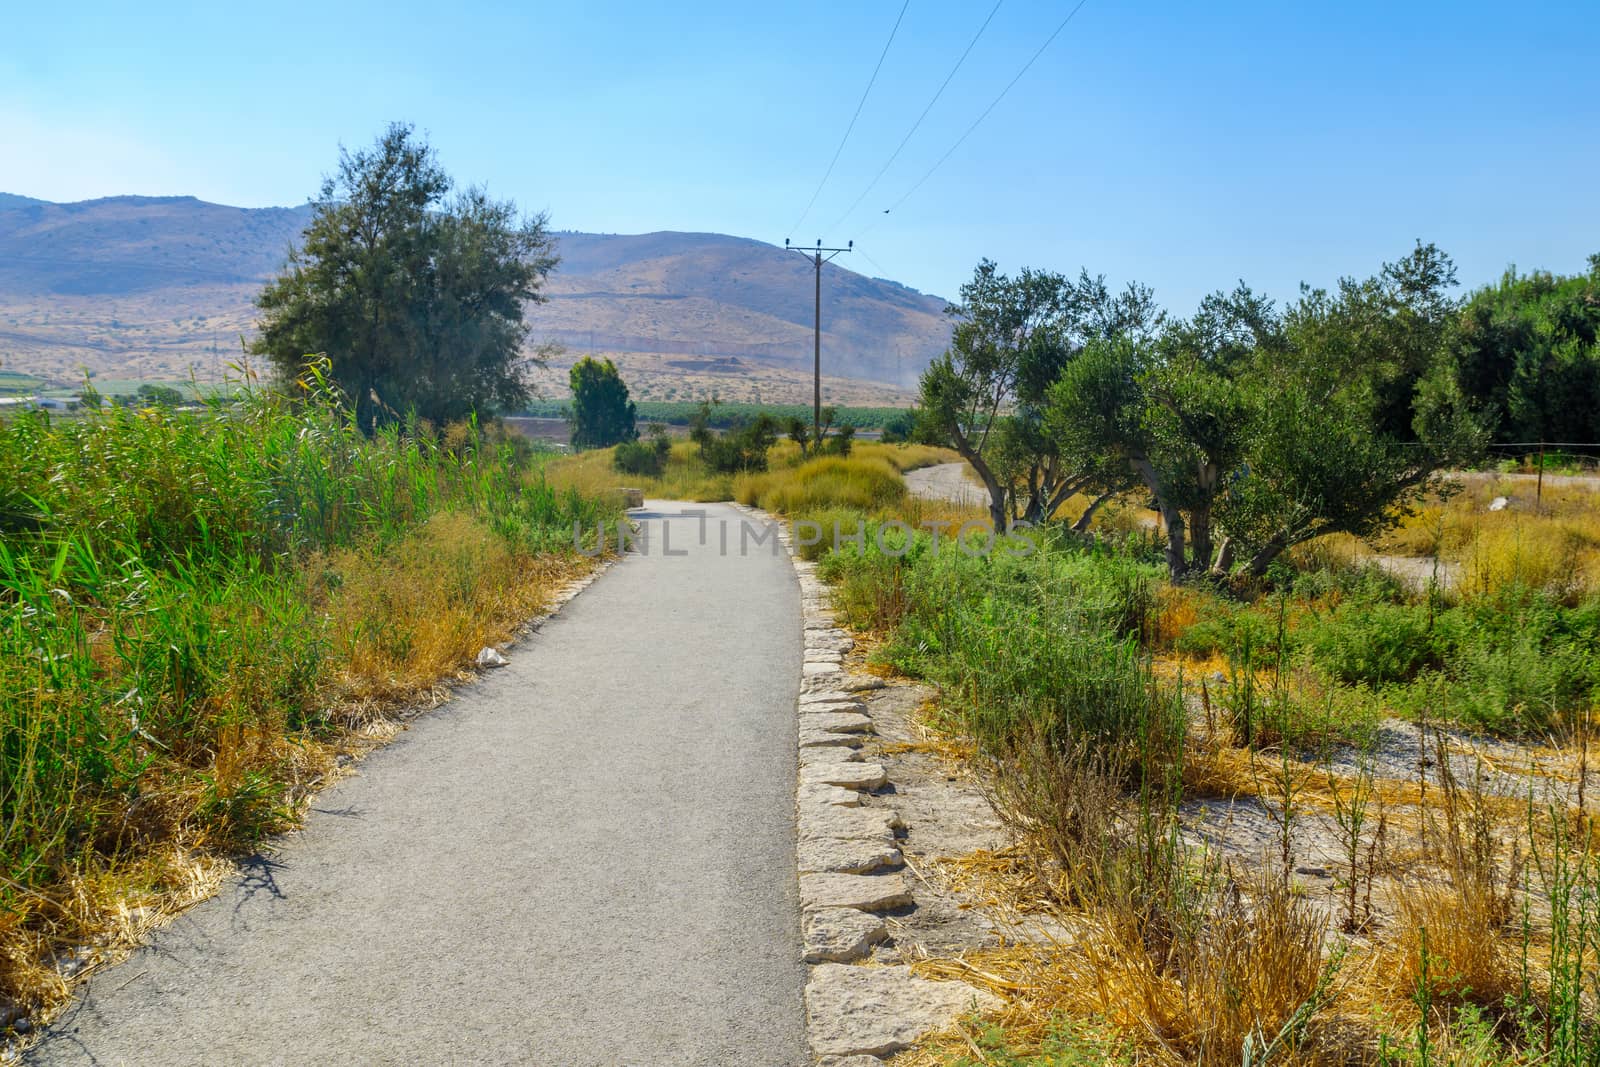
<box><xmin>28</xmin><ymin>502</ymin><xmax>807</xmax><ymax>1067</ymax></box>
<box><xmin>902</xmin><ymin>462</ymin><xmax>988</xmax><ymax>508</ymax></box>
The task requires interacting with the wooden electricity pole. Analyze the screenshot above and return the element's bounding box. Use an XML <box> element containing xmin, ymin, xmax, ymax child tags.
<box><xmin>785</xmin><ymin>238</ymin><xmax>852</xmax><ymax>448</ymax></box>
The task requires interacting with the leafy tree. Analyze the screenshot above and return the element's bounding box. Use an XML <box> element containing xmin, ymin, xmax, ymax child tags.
<box><xmin>1444</xmin><ymin>256</ymin><xmax>1600</xmax><ymax>444</ymax></box>
<box><xmin>568</xmin><ymin>356</ymin><xmax>637</xmax><ymax>449</ymax></box>
<box><xmin>1049</xmin><ymin>245</ymin><xmax>1485</xmax><ymax>579</ymax></box>
<box><xmin>252</xmin><ymin>123</ymin><xmax>557</xmax><ymax>430</ymax></box>
<box><xmin>690</xmin><ymin>400</ymin><xmax>778</xmax><ymax>473</ymax></box>
<box><xmin>135</xmin><ymin>383</ymin><xmax>185</xmax><ymax>408</ymax></box>
<box><xmin>920</xmin><ymin>261</ymin><xmax>1158</xmax><ymax>531</ymax></box>
<box><xmin>879</xmin><ymin>408</ymin><xmax>920</xmax><ymax>443</ymax></box>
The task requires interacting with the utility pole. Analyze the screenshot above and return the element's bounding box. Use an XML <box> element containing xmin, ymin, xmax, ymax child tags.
<box><xmin>785</xmin><ymin>238</ymin><xmax>852</xmax><ymax>448</ymax></box>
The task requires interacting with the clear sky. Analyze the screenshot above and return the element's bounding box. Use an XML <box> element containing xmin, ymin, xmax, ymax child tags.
<box><xmin>3</xmin><ymin>0</ymin><xmax>1597</xmax><ymax>311</ymax></box>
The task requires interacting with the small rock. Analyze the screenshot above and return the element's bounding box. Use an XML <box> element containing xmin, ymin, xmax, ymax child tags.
<box><xmin>806</xmin><ymin>636</ymin><xmax>854</xmax><ymax>653</ymax></box>
<box><xmin>805</xmin><ymin>964</ymin><xmax>1003</xmax><ymax>1057</ymax></box>
<box><xmin>798</xmin><ymin>806</ymin><xmax>903</xmax><ymax>842</ymax></box>
<box><xmin>1488</xmin><ymin>495</ymin><xmax>1511</xmax><ymax>512</ymax></box>
<box><xmin>805</xmin><ymin>712</ymin><xmax>873</xmax><ymax>735</ymax></box>
<box><xmin>803</xmin><ymin>762</ymin><xmax>888</xmax><ymax>790</ymax></box>
<box><xmin>799</xmin><ymin>741</ymin><xmax>863</xmax><ymax>764</ymax></box>
<box><xmin>800</xmin><ymin>690</ymin><xmax>855</xmax><ymax>705</ymax></box>
<box><xmin>798</xmin><ymin>837</ymin><xmax>903</xmax><ymax>875</ymax></box>
<box><xmin>818</xmin><ymin>1058</ymin><xmax>884</xmax><ymax>1067</ymax></box>
<box><xmin>799</xmin><ymin>728</ymin><xmax>866</xmax><ymax>750</ymax></box>
<box><xmin>800</xmin><ymin>872</ymin><xmax>913</xmax><ymax>912</ymax></box>
<box><xmin>804</xmin><ymin>662</ymin><xmax>844</xmax><ymax>678</ymax></box>
<box><xmin>476</xmin><ymin>647</ymin><xmax>509</xmax><ymax>668</ymax></box>
<box><xmin>804</xmin><ymin>908</ymin><xmax>889</xmax><ymax>963</ymax></box>
<box><xmin>799</xmin><ymin>782</ymin><xmax>862</xmax><ymax>808</ymax></box>
<box><xmin>799</xmin><ymin>699</ymin><xmax>867</xmax><ymax>715</ymax></box>
<box><xmin>842</xmin><ymin>676</ymin><xmax>886</xmax><ymax>692</ymax></box>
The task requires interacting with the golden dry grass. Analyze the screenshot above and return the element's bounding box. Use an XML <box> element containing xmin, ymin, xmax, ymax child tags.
<box><xmin>544</xmin><ymin>440</ymin><xmax>734</xmax><ymax>501</ymax></box>
<box><xmin>1370</xmin><ymin>477</ymin><xmax>1600</xmax><ymax>601</ymax></box>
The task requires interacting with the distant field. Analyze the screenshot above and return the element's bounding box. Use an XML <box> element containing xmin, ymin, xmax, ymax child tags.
<box><xmin>518</xmin><ymin>398</ymin><xmax>910</xmax><ymax>429</ymax></box>
<box><xmin>0</xmin><ymin>369</ymin><xmax>217</xmax><ymax>400</ymax></box>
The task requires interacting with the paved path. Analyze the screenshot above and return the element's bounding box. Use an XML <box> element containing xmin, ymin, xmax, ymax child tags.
<box><xmin>30</xmin><ymin>503</ymin><xmax>807</xmax><ymax>1067</ymax></box>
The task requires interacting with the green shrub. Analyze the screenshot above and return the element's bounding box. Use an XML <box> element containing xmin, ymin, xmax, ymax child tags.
<box><xmin>613</xmin><ymin>430</ymin><xmax>670</xmax><ymax>476</ymax></box>
<box><xmin>823</xmin><ymin>531</ymin><xmax>1181</xmax><ymax>779</ymax></box>
<box><xmin>690</xmin><ymin>408</ymin><xmax>778</xmax><ymax>473</ymax></box>
<box><xmin>1304</xmin><ymin>602</ymin><xmax>1439</xmax><ymax>686</ymax></box>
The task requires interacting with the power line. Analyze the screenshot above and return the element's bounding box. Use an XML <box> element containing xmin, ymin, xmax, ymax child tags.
<box><xmin>784</xmin><ymin>239</ymin><xmax>854</xmax><ymax>445</ymax></box>
<box><xmin>824</xmin><ymin>0</ymin><xmax>1005</xmax><ymax>236</ymax></box>
<box><xmin>854</xmin><ymin>0</ymin><xmax>1093</xmax><ymax>241</ymax></box>
<box><xmin>854</xmin><ymin>246</ymin><xmax>891</xmax><ymax>278</ymax></box>
<box><xmin>786</xmin><ymin>0</ymin><xmax>912</xmax><ymax>239</ymax></box>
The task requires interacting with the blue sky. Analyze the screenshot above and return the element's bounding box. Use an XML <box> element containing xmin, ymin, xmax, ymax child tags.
<box><xmin>3</xmin><ymin>0</ymin><xmax>1596</xmax><ymax>311</ymax></box>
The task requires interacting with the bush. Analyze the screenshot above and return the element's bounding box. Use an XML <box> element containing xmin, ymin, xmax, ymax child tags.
<box><xmin>690</xmin><ymin>404</ymin><xmax>778</xmax><ymax>473</ymax></box>
<box><xmin>1304</xmin><ymin>601</ymin><xmax>1440</xmax><ymax>686</ymax></box>
<box><xmin>613</xmin><ymin>429</ymin><xmax>670</xmax><ymax>476</ymax></box>
<box><xmin>737</xmin><ymin>455</ymin><xmax>906</xmax><ymax>515</ymax></box>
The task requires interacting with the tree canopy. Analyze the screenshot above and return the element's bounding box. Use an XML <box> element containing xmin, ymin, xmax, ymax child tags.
<box><xmin>919</xmin><ymin>260</ymin><xmax>1160</xmax><ymax>531</ymax></box>
<box><xmin>252</xmin><ymin>123</ymin><xmax>558</xmax><ymax>430</ymax></box>
<box><xmin>567</xmin><ymin>357</ymin><xmax>638</xmax><ymax>450</ymax></box>
<box><xmin>1445</xmin><ymin>256</ymin><xmax>1600</xmax><ymax>445</ymax></box>
<box><xmin>920</xmin><ymin>245</ymin><xmax>1487</xmax><ymax>580</ymax></box>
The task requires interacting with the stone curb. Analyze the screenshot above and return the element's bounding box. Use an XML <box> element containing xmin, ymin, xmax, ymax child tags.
<box><xmin>727</xmin><ymin>504</ymin><xmax>1000</xmax><ymax>1064</ymax></box>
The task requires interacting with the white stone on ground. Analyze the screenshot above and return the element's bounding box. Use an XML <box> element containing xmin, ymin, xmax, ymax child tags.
<box><xmin>798</xmin><ymin>782</ymin><xmax>861</xmax><ymax>808</ymax></box>
<box><xmin>803</xmin><ymin>909</ymin><xmax>889</xmax><ymax>963</ymax></box>
<box><xmin>799</xmin><ymin>690</ymin><xmax>856</xmax><ymax>705</ymax></box>
<box><xmin>798</xmin><ymin>700</ymin><xmax>867</xmax><ymax>715</ymax></box>
<box><xmin>798</xmin><ymin>728</ymin><xmax>865</xmax><ymax>750</ymax></box>
<box><xmin>805</xmin><ymin>964</ymin><xmax>1003</xmax><ymax>1058</ymax></box>
<box><xmin>798</xmin><ymin>742</ymin><xmax>862</xmax><ymax>765</ymax></box>
<box><xmin>797</xmin><ymin>837</ymin><xmax>903</xmax><ymax>875</ymax></box>
<box><xmin>802</xmin><ymin>712</ymin><xmax>872</xmax><ymax>734</ymax></box>
<box><xmin>797</xmin><ymin>807</ymin><xmax>902</xmax><ymax>842</ymax></box>
<box><xmin>841</xmin><ymin>676</ymin><xmax>886</xmax><ymax>692</ymax></box>
<box><xmin>802</xmin><ymin>762</ymin><xmax>887</xmax><ymax>790</ymax></box>
<box><xmin>799</xmin><ymin>873</ymin><xmax>913</xmax><ymax>912</ymax></box>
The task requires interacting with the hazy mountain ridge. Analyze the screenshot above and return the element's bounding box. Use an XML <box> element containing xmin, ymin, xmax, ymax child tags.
<box><xmin>0</xmin><ymin>196</ymin><xmax>949</xmax><ymax>392</ymax></box>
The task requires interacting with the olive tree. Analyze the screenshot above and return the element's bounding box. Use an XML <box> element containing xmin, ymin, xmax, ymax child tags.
<box><xmin>920</xmin><ymin>260</ymin><xmax>1158</xmax><ymax>531</ymax></box>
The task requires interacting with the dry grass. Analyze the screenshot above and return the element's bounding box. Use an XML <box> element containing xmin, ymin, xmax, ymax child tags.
<box><xmin>544</xmin><ymin>440</ymin><xmax>734</xmax><ymax>501</ymax></box>
<box><xmin>897</xmin><ymin>872</ymin><xmax>1332</xmax><ymax>1067</ymax></box>
<box><xmin>1373</xmin><ymin>477</ymin><xmax>1600</xmax><ymax>602</ymax></box>
<box><xmin>852</xmin><ymin>441</ymin><xmax>961</xmax><ymax>473</ymax></box>
<box><xmin>1380</xmin><ymin>881</ymin><xmax>1516</xmax><ymax>1011</ymax></box>
<box><xmin>736</xmin><ymin>454</ymin><xmax>908</xmax><ymax>513</ymax></box>
<box><xmin>317</xmin><ymin>512</ymin><xmax>590</xmax><ymax>707</ymax></box>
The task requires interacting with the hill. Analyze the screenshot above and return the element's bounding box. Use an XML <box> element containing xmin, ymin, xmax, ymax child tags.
<box><xmin>0</xmin><ymin>196</ymin><xmax>948</xmax><ymax>403</ymax></box>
